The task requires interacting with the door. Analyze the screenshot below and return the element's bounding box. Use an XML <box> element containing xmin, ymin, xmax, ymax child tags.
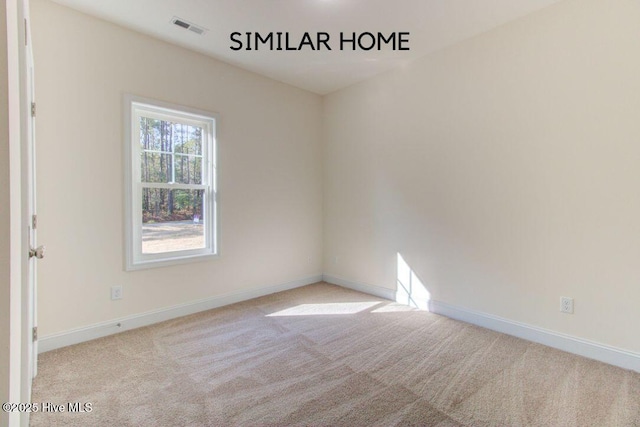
<box><xmin>26</xmin><ymin>44</ymin><xmax>39</xmax><ymax>379</ymax></box>
<box><xmin>22</xmin><ymin>0</ymin><xmax>40</xmax><ymax>398</ymax></box>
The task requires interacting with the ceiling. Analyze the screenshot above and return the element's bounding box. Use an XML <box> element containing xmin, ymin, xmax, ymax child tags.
<box><xmin>49</xmin><ymin>0</ymin><xmax>562</xmax><ymax>94</ymax></box>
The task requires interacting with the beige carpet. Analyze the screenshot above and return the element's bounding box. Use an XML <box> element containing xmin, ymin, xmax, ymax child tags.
<box><xmin>31</xmin><ymin>282</ymin><xmax>640</xmax><ymax>426</ymax></box>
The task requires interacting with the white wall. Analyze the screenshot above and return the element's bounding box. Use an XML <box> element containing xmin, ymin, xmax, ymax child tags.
<box><xmin>323</xmin><ymin>0</ymin><xmax>640</xmax><ymax>354</ymax></box>
<box><xmin>31</xmin><ymin>0</ymin><xmax>323</xmax><ymax>337</ymax></box>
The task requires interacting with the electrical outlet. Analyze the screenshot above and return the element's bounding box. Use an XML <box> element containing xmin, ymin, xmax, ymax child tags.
<box><xmin>560</xmin><ymin>297</ymin><xmax>573</xmax><ymax>314</ymax></box>
<box><xmin>111</xmin><ymin>285</ymin><xmax>123</xmax><ymax>300</ymax></box>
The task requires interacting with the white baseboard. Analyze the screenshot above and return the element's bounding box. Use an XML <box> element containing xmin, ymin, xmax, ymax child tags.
<box><xmin>428</xmin><ymin>299</ymin><xmax>640</xmax><ymax>373</ymax></box>
<box><xmin>38</xmin><ymin>274</ymin><xmax>323</xmax><ymax>353</ymax></box>
<box><xmin>325</xmin><ymin>276</ymin><xmax>640</xmax><ymax>373</ymax></box>
<box><xmin>322</xmin><ymin>274</ymin><xmax>396</xmax><ymax>301</ymax></box>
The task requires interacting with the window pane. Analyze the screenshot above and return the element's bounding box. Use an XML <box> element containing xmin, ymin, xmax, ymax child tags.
<box><xmin>139</xmin><ymin>117</ymin><xmax>171</xmax><ymax>152</ymax></box>
<box><xmin>141</xmin><ymin>188</ymin><xmax>205</xmax><ymax>254</ymax></box>
<box><xmin>174</xmin><ymin>125</ymin><xmax>203</xmax><ymax>155</ymax></box>
<box><xmin>141</xmin><ymin>152</ymin><xmax>173</xmax><ymax>183</ymax></box>
<box><xmin>174</xmin><ymin>154</ymin><xmax>202</xmax><ymax>184</ymax></box>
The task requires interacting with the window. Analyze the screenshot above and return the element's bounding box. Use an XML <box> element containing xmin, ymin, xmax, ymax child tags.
<box><xmin>125</xmin><ymin>96</ymin><xmax>217</xmax><ymax>270</ymax></box>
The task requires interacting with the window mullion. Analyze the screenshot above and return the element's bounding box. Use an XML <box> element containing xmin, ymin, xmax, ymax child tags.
<box><xmin>171</xmin><ymin>134</ymin><xmax>176</xmax><ymax>184</ymax></box>
<box><xmin>141</xmin><ymin>182</ymin><xmax>206</xmax><ymax>191</ymax></box>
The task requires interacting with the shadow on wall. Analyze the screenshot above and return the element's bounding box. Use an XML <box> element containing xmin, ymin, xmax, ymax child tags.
<box><xmin>396</xmin><ymin>253</ymin><xmax>430</xmax><ymax>310</ymax></box>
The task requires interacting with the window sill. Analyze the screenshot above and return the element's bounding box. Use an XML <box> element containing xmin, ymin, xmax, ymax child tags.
<box><xmin>125</xmin><ymin>252</ymin><xmax>219</xmax><ymax>271</ymax></box>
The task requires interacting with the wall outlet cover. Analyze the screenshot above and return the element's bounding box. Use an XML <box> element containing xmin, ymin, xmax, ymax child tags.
<box><xmin>111</xmin><ymin>285</ymin><xmax>123</xmax><ymax>300</ymax></box>
<box><xmin>560</xmin><ymin>296</ymin><xmax>573</xmax><ymax>314</ymax></box>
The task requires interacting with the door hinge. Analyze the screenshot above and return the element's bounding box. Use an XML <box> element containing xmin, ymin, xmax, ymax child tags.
<box><xmin>32</xmin><ymin>327</ymin><xmax>37</xmax><ymax>342</ymax></box>
<box><xmin>31</xmin><ymin>102</ymin><xmax>36</xmax><ymax>117</ymax></box>
<box><xmin>32</xmin><ymin>214</ymin><xmax>37</xmax><ymax>230</ymax></box>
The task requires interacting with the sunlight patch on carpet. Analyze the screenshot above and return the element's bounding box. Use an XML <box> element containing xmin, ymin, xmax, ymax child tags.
<box><xmin>266</xmin><ymin>302</ymin><xmax>381</xmax><ymax>316</ymax></box>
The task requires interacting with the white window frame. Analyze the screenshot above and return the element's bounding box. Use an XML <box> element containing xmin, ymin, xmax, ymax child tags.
<box><xmin>124</xmin><ymin>95</ymin><xmax>218</xmax><ymax>271</ymax></box>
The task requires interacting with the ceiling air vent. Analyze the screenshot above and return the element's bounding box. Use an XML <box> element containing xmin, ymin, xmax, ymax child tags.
<box><xmin>171</xmin><ymin>17</ymin><xmax>207</xmax><ymax>35</ymax></box>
